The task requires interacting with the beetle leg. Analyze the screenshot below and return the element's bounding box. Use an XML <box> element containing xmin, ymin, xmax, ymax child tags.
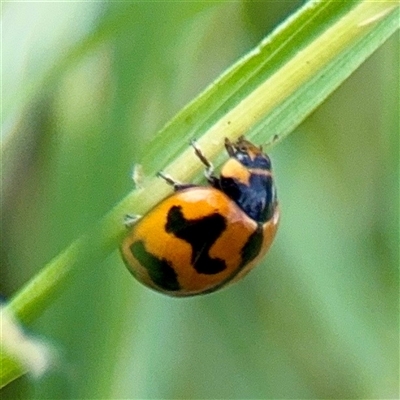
<box><xmin>190</xmin><ymin>140</ymin><xmax>217</xmax><ymax>185</ymax></box>
<box><xmin>224</xmin><ymin>138</ymin><xmax>235</xmax><ymax>157</ymax></box>
<box><xmin>130</xmin><ymin>164</ymin><xmax>143</xmax><ymax>189</ymax></box>
<box><xmin>157</xmin><ymin>171</ymin><xmax>196</xmax><ymax>192</ymax></box>
<box><xmin>264</xmin><ymin>134</ymin><xmax>279</xmax><ymax>149</ymax></box>
<box><xmin>124</xmin><ymin>214</ymin><xmax>142</xmax><ymax>229</ymax></box>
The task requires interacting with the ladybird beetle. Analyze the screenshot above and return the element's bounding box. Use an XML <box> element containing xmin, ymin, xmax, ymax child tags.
<box><xmin>120</xmin><ymin>136</ymin><xmax>280</xmax><ymax>297</ymax></box>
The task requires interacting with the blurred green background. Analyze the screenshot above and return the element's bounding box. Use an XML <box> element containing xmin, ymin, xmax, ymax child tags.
<box><xmin>1</xmin><ymin>2</ymin><xmax>398</xmax><ymax>399</ymax></box>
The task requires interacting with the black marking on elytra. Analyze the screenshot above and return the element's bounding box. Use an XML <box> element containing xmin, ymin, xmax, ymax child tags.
<box><xmin>219</xmin><ymin>174</ymin><xmax>276</xmax><ymax>222</ymax></box>
<box><xmin>191</xmin><ymin>224</ymin><xmax>264</xmax><ymax>296</ymax></box>
<box><xmin>239</xmin><ymin>224</ymin><xmax>264</xmax><ymax>269</ymax></box>
<box><xmin>165</xmin><ymin>206</ymin><xmax>227</xmax><ymax>275</ymax></box>
<box><xmin>130</xmin><ymin>241</ymin><xmax>180</xmax><ymax>291</ymax></box>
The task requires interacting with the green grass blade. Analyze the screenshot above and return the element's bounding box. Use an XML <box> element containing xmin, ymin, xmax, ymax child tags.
<box><xmin>142</xmin><ymin>1</ymin><xmax>399</xmax><ymax>173</ymax></box>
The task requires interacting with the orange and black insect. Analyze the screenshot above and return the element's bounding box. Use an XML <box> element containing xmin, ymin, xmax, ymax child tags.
<box><xmin>120</xmin><ymin>137</ymin><xmax>280</xmax><ymax>296</ymax></box>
